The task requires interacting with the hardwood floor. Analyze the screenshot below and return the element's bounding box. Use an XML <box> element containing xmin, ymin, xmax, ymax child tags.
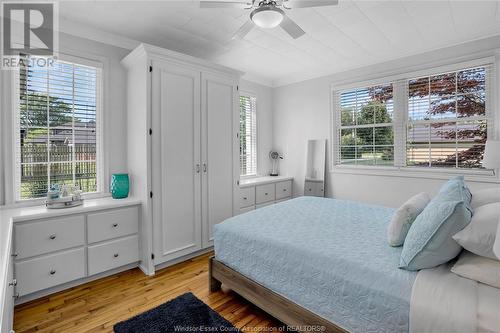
<box><xmin>14</xmin><ymin>252</ymin><xmax>281</xmax><ymax>333</ymax></box>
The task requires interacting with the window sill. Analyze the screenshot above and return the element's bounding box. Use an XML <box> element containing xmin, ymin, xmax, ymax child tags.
<box><xmin>330</xmin><ymin>165</ymin><xmax>500</xmax><ymax>183</ymax></box>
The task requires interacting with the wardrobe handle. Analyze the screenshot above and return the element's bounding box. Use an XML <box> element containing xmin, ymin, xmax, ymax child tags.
<box><xmin>195</xmin><ymin>164</ymin><xmax>200</xmax><ymax>173</ymax></box>
<box><xmin>203</xmin><ymin>163</ymin><xmax>207</xmax><ymax>173</ymax></box>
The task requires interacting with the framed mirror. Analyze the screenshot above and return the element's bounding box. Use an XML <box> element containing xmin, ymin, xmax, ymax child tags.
<box><xmin>304</xmin><ymin>139</ymin><xmax>326</xmax><ymax>197</ymax></box>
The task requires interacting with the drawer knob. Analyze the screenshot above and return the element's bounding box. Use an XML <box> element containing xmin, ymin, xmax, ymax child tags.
<box><xmin>112</xmin><ymin>223</ymin><xmax>118</xmax><ymax>228</ymax></box>
<box><xmin>243</xmin><ymin>197</ymin><xmax>247</xmax><ymax>200</ymax></box>
<box><xmin>49</xmin><ymin>234</ymin><xmax>56</xmax><ymax>240</ymax></box>
<box><xmin>49</xmin><ymin>269</ymin><xmax>56</xmax><ymax>275</ymax></box>
<box><xmin>283</xmin><ymin>189</ymin><xmax>287</xmax><ymax>191</ymax></box>
<box><xmin>9</xmin><ymin>279</ymin><xmax>17</xmax><ymax>287</ymax></box>
<box><xmin>113</xmin><ymin>253</ymin><xmax>119</xmax><ymax>258</ymax></box>
<box><xmin>265</xmin><ymin>192</ymin><xmax>268</xmax><ymax>195</ymax></box>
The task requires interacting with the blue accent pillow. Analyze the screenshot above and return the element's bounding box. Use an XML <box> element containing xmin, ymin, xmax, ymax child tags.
<box><xmin>399</xmin><ymin>177</ymin><xmax>472</xmax><ymax>271</ymax></box>
<box><xmin>438</xmin><ymin>176</ymin><xmax>472</xmax><ymax>208</ymax></box>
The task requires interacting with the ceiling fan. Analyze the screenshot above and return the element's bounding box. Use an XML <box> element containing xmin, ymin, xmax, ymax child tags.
<box><xmin>200</xmin><ymin>0</ymin><xmax>339</xmax><ymax>39</ymax></box>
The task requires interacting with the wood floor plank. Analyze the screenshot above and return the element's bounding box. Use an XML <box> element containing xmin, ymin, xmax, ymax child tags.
<box><xmin>14</xmin><ymin>252</ymin><xmax>281</xmax><ymax>333</ymax></box>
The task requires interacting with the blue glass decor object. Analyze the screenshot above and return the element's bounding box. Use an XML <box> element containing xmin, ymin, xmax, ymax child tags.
<box><xmin>110</xmin><ymin>174</ymin><xmax>129</xmax><ymax>199</ymax></box>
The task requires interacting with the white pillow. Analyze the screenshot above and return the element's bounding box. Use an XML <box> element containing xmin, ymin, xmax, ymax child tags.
<box><xmin>471</xmin><ymin>187</ymin><xmax>500</xmax><ymax>209</ymax></box>
<box><xmin>451</xmin><ymin>251</ymin><xmax>500</xmax><ymax>288</ymax></box>
<box><xmin>453</xmin><ymin>202</ymin><xmax>500</xmax><ymax>260</ymax></box>
<box><xmin>387</xmin><ymin>192</ymin><xmax>430</xmax><ymax>247</ymax></box>
<box><xmin>494</xmin><ymin>222</ymin><xmax>500</xmax><ymax>259</ymax></box>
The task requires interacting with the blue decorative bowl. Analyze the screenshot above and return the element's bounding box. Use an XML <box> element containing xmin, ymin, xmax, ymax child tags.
<box><xmin>110</xmin><ymin>174</ymin><xmax>129</xmax><ymax>199</ymax></box>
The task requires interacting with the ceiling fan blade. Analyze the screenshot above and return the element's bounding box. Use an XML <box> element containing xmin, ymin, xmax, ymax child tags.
<box><xmin>200</xmin><ymin>1</ymin><xmax>251</xmax><ymax>8</ymax></box>
<box><xmin>232</xmin><ymin>20</ymin><xmax>254</xmax><ymax>39</ymax></box>
<box><xmin>280</xmin><ymin>15</ymin><xmax>305</xmax><ymax>39</ymax></box>
<box><xmin>283</xmin><ymin>0</ymin><xmax>338</xmax><ymax>8</ymax></box>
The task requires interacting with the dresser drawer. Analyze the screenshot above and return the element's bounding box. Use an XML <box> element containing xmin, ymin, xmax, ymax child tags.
<box><xmin>239</xmin><ymin>187</ymin><xmax>255</xmax><ymax>208</ymax></box>
<box><xmin>239</xmin><ymin>205</ymin><xmax>255</xmax><ymax>214</ymax></box>
<box><xmin>15</xmin><ymin>248</ymin><xmax>85</xmax><ymax>296</ymax></box>
<box><xmin>256</xmin><ymin>201</ymin><xmax>274</xmax><ymax>209</ymax></box>
<box><xmin>88</xmin><ymin>235</ymin><xmax>139</xmax><ymax>276</ymax></box>
<box><xmin>256</xmin><ymin>183</ymin><xmax>275</xmax><ymax>204</ymax></box>
<box><xmin>275</xmin><ymin>180</ymin><xmax>292</xmax><ymax>200</ymax></box>
<box><xmin>1</xmin><ymin>248</ymin><xmax>14</xmax><ymax>333</ymax></box>
<box><xmin>304</xmin><ymin>181</ymin><xmax>317</xmax><ymax>196</ymax></box>
<box><xmin>14</xmin><ymin>215</ymin><xmax>85</xmax><ymax>259</ymax></box>
<box><xmin>87</xmin><ymin>207</ymin><xmax>139</xmax><ymax>243</ymax></box>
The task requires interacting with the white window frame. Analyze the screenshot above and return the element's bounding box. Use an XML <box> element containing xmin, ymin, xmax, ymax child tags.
<box><xmin>331</xmin><ymin>57</ymin><xmax>498</xmax><ymax>183</ymax></box>
<box><xmin>239</xmin><ymin>91</ymin><xmax>258</xmax><ymax>178</ymax></box>
<box><xmin>11</xmin><ymin>53</ymin><xmax>105</xmax><ymax>202</ymax></box>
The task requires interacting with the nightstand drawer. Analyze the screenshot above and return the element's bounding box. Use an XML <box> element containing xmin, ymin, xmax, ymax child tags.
<box><xmin>275</xmin><ymin>180</ymin><xmax>292</xmax><ymax>200</ymax></box>
<box><xmin>87</xmin><ymin>207</ymin><xmax>139</xmax><ymax>243</ymax></box>
<box><xmin>88</xmin><ymin>236</ymin><xmax>139</xmax><ymax>276</ymax></box>
<box><xmin>239</xmin><ymin>187</ymin><xmax>255</xmax><ymax>208</ymax></box>
<box><xmin>15</xmin><ymin>248</ymin><xmax>85</xmax><ymax>296</ymax></box>
<box><xmin>256</xmin><ymin>183</ymin><xmax>275</xmax><ymax>204</ymax></box>
<box><xmin>14</xmin><ymin>215</ymin><xmax>85</xmax><ymax>259</ymax></box>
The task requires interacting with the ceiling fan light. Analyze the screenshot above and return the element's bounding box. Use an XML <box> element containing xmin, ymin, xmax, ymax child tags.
<box><xmin>251</xmin><ymin>7</ymin><xmax>284</xmax><ymax>28</ymax></box>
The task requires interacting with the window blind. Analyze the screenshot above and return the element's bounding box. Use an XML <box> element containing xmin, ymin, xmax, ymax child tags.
<box><xmin>336</xmin><ymin>83</ymin><xmax>395</xmax><ymax>166</ymax></box>
<box><xmin>407</xmin><ymin>65</ymin><xmax>492</xmax><ymax>169</ymax></box>
<box><xmin>239</xmin><ymin>95</ymin><xmax>257</xmax><ymax>176</ymax></box>
<box><xmin>16</xmin><ymin>56</ymin><xmax>102</xmax><ymax>200</ymax></box>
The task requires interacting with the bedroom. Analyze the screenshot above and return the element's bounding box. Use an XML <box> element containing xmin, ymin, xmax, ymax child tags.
<box><xmin>1</xmin><ymin>0</ymin><xmax>500</xmax><ymax>332</ymax></box>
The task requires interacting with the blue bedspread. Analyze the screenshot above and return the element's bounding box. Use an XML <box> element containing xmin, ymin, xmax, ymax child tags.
<box><xmin>214</xmin><ymin>197</ymin><xmax>417</xmax><ymax>333</ymax></box>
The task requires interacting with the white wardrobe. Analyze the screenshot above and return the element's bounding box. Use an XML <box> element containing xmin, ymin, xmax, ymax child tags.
<box><xmin>122</xmin><ymin>44</ymin><xmax>240</xmax><ymax>273</ymax></box>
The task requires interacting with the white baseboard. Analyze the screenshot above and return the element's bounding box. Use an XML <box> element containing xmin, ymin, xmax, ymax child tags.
<box><xmin>153</xmin><ymin>247</ymin><xmax>214</xmax><ymax>272</ymax></box>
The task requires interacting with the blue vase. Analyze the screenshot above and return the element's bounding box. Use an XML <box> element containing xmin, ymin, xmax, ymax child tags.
<box><xmin>110</xmin><ymin>174</ymin><xmax>129</xmax><ymax>199</ymax></box>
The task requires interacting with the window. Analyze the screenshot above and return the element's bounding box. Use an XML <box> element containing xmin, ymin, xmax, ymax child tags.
<box><xmin>334</xmin><ymin>61</ymin><xmax>493</xmax><ymax>172</ymax></box>
<box><xmin>407</xmin><ymin>67</ymin><xmax>488</xmax><ymax>168</ymax></box>
<box><xmin>16</xmin><ymin>55</ymin><xmax>102</xmax><ymax>200</ymax></box>
<box><xmin>239</xmin><ymin>94</ymin><xmax>257</xmax><ymax>176</ymax></box>
<box><xmin>337</xmin><ymin>83</ymin><xmax>394</xmax><ymax>166</ymax></box>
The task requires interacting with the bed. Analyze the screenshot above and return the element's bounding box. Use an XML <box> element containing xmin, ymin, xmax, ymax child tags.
<box><xmin>210</xmin><ymin>196</ymin><xmax>500</xmax><ymax>333</ymax></box>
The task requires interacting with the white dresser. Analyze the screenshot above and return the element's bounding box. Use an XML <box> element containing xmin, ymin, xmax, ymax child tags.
<box><xmin>0</xmin><ymin>197</ymin><xmax>142</xmax><ymax>329</ymax></box>
<box><xmin>239</xmin><ymin>176</ymin><xmax>293</xmax><ymax>214</ymax></box>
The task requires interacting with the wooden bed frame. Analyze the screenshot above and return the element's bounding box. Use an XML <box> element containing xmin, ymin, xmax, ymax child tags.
<box><xmin>209</xmin><ymin>257</ymin><xmax>348</xmax><ymax>333</ymax></box>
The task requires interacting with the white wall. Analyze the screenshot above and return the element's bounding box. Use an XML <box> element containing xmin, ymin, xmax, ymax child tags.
<box><xmin>239</xmin><ymin>79</ymin><xmax>274</xmax><ymax>177</ymax></box>
<box><xmin>0</xmin><ymin>32</ymin><xmax>130</xmax><ymax>205</ymax></box>
<box><xmin>273</xmin><ymin>36</ymin><xmax>500</xmax><ymax>208</ymax></box>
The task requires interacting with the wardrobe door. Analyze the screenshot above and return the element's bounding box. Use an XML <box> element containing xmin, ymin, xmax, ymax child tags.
<box><xmin>201</xmin><ymin>73</ymin><xmax>238</xmax><ymax>248</ymax></box>
<box><xmin>151</xmin><ymin>61</ymin><xmax>202</xmax><ymax>264</ymax></box>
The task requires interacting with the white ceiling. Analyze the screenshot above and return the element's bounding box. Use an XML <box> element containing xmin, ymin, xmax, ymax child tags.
<box><xmin>58</xmin><ymin>0</ymin><xmax>500</xmax><ymax>86</ymax></box>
